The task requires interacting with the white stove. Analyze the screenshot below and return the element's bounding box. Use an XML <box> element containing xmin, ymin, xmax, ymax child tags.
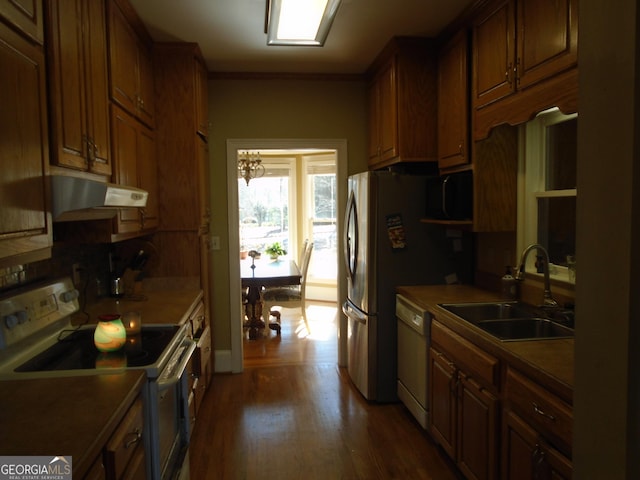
<box><xmin>0</xmin><ymin>277</ymin><xmax>195</xmax><ymax>479</ymax></box>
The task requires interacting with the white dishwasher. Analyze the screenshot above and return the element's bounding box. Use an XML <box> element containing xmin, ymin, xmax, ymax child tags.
<box><xmin>396</xmin><ymin>294</ymin><xmax>430</xmax><ymax>429</ymax></box>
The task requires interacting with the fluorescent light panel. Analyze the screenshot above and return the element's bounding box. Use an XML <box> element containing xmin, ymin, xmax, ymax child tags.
<box><xmin>267</xmin><ymin>0</ymin><xmax>342</xmax><ymax>46</ymax></box>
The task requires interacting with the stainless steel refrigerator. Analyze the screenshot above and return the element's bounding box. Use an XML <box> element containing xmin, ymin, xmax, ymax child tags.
<box><xmin>342</xmin><ymin>170</ymin><xmax>472</xmax><ymax>402</ymax></box>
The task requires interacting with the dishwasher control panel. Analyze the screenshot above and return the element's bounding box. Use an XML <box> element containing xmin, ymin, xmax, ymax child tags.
<box><xmin>395</xmin><ymin>295</ymin><xmax>429</xmax><ymax>336</ymax></box>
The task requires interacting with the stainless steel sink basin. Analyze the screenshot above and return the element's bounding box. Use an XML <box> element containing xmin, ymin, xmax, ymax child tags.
<box><xmin>439</xmin><ymin>301</ymin><xmax>574</xmax><ymax>341</ymax></box>
<box><xmin>440</xmin><ymin>302</ymin><xmax>535</xmax><ymax>323</ymax></box>
<box><xmin>474</xmin><ymin>318</ymin><xmax>574</xmax><ymax>342</ymax></box>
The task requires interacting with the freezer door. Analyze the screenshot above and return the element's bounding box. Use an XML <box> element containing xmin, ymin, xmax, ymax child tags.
<box><xmin>342</xmin><ymin>298</ymin><xmax>372</xmax><ymax>399</ymax></box>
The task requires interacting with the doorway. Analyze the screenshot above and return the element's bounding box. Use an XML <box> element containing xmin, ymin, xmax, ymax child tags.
<box><xmin>226</xmin><ymin>139</ymin><xmax>348</xmax><ymax>373</ymax></box>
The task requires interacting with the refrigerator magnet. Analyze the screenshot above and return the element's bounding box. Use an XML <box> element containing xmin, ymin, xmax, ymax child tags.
<box><xmin>386</xmin><ymin>214</ymin><xmax>406</xmax><ymax>250</ymax></box>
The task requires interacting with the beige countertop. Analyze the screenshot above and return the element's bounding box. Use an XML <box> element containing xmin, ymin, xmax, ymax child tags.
<box><xmin>396</xmin><ymin>285</ymin><xmax>574</xmax><ymax>404</ymax></box>
<box><xmin>0</xmin><ymin>371</ymin><xmax>146</xmax><ymax>478</ymax></box>
<box><xmin>73</xmin><ymin>288</ymin><xmax>203</xmax><ymax>326</ymax></box>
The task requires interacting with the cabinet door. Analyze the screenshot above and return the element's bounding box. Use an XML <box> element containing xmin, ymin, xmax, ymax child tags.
<box><xmin>377</xmin><ymin>60</ymin><xmax>397</xmax><ymax>162</ymax></box>
<box><xmin>0</xmin><ymin>0</ymin><xmax>43</xmax><ymax>44</ymax></box>
<box><xmin>111</xmin><ymin>105</ymin><xmax>141</xmax><ymax>233</ymax></box>
<box><xmin>84</xmin><ymin>0</ymin><xmax>111</xmax><ymax>174</ymax></box>
<box><xmin>429</xmin><ymin>346</ymin><xmax>457</xmax><ymax>458</ymax></box>
<box><xmin>108</xmin><ymin>2</ymin><xmax>138</xmax><ymax>116</ymax></box>
<box><xmin>502</xmin><ymin>410</ymin><xmax>572</xmax><ymax>480</ymax></box>
<box><xmin>516</xmin><ymin>0</ymin><xmax>578</xmax><ymax>90</ymax></box>
<box><xmin>0</xmin><ymin>22</ymin><xmax>51</xmax><ymax>263</ymax></box>
<box><xmin>195</xmin><ymin>56</ymin><xmax>209</xmax><ymax>138</ymax></box>
<box><xmin>472</xmin><ymin>0</ymin><xmax>516</xmax><ymax>109</ymax></box>
<box><xmin>46</xmin><ymin>0</ymin><xmax>111</xmax><ymax>175</ymax></box>
<box><xmin>137</xmin><ymin>124</ymin><xmax>157</xmax><ymax>230</ymax></box>
<box><xmin>367</xmin><ymin>80</ymin><xmax>380</xmax><ymax>162</ymax></box>
<box><xmin>457</xmin><ymin>374</ymin><xmax>498</xmax><ymax>480</ymax></box>
<box><xmin>111</xmin><ymin>104</ymin><xmax>157</xmax><ymax>233</ymax></box>
<box><xmin>136</xmin><ymin>41</ymin><xmax>154</xmax><ymax>127</ymax></box>
<box><xmin>438</xmin><ymin>29</ymin><xmax>469</xmax><ymax>169</ymax></box>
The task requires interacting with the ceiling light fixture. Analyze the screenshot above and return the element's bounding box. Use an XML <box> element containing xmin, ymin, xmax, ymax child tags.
<box><xmin>238</xmin><ymin>151</ymin><xmax>265</xmax><ymax>186</ymax></box>
<box><xmin>266</xmin><ymin>0</ymin><xmax>342</xmax><ymax>46</ymax></box>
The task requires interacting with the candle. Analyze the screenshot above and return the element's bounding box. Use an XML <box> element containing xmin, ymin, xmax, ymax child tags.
<box><xmin>122</xmin><ymin>311</ymin><xmax>142</xmax><ymax>335</ymax></box>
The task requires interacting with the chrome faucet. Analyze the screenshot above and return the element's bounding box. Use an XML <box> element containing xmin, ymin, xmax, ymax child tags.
<box><xmin>516</xmin><ymin>244</ymin><xmax>558</xmax><ymax>308</ymax></box>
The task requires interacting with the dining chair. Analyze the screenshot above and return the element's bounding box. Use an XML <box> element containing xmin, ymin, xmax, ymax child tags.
<box><xmin>263</xmin><ymin>242</ymin><xmax>314</xmax><ymax>334</ymax></box>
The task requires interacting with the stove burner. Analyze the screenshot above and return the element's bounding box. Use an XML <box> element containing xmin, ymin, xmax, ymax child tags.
<box><xmin>14</xmin><ymin>325</ymin><xmax>180</xmax><ymax>372</ymax></box>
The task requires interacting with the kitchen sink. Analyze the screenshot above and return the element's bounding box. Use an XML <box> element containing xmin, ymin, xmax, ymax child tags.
<box><xmin>474</xmin><ymin>318</ymin><xmax>574</xmax><ymax>341</ymax></box>
<box><xmin>440</xmin><ymin>302</ymin><xmax>534</xmax><ymax>323</ymax></box>
<box><xmin>439</xmin><ymin>301</ymin><xmax>574</xmax><ymax>341</ymax></box>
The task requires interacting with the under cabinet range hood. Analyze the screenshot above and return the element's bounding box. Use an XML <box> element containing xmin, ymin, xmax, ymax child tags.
<box><xmin>51</xmin><ymin>175</ymin><xmax>148</xmax><ymax>222</ymax></box>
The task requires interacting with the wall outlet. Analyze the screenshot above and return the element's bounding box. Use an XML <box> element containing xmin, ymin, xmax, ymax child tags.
<box><xmin>210</xmin><ymin>236</ymin><xmax>220</xmax><ymax>250</ymax></box>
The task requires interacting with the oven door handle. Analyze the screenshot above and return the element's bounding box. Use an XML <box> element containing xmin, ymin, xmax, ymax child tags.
<box><xmin>157</xmin><ymin>339</ymin><xmax>197</xmax><ymax>391</ymax></box>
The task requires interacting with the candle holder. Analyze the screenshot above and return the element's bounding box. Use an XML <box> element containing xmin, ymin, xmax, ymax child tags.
<box><xmin>122</xmin><ymin>311</ymin><xmax>142</xmax><ymax>335</ymax></box>
<box><xmin>94</xmin><ymin>314</ymin><xmax>126</xmax><ymax>352</ymax></box>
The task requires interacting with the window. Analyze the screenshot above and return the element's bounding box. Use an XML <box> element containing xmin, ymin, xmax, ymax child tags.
<box><xmin>304</xmin><ymin>155</ymin><xmax>337</xmax><ymax>283</ymax></box>
<box><xmin>237</xmin><ymin>150</ymin><xmax>338</xmax><ymax>294</ymax></box>
<box><xmin>518</xmin><ymin>108</ymin><xmax>577</xmax><ymax>284</ymax></box>
<box><xmin>238</xmin><ymin>158</ymin><xmax>295</xmax><ymax>254</ymax></box>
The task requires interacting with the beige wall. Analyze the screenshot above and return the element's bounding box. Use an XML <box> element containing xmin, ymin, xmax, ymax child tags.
<box><xmin>206</xmin><ymin>76</ymin><xmax>368</xmax><ymax>354</ymax></box>
<box><xmin>574</xmin><ymin>0</ymin><xmax>640</xmax><ymax>476</ymax></box>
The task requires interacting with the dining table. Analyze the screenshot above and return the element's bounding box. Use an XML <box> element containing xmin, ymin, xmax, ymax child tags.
<box><xmin>241</xmin><ymin>256</ymin><xmax>302</xmax><ymax>339</ymax></box>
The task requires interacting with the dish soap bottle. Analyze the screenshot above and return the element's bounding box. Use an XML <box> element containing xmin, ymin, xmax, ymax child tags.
<box><xmin>501</xmin><ymin>266</ymin><xmax>518</xmax><ymax>300</ymax></box>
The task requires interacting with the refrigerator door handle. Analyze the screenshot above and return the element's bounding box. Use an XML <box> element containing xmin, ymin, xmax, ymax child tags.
<box><xmin>342</xmin><ymin>299</ymin><xmax>368</xmax><ymax>325</ymax></box>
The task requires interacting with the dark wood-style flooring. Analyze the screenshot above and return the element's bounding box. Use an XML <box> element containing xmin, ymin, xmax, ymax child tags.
<box><xmin>189</xmin><ymin>302</ymin><xmax>461</xmax><ymax>479</ymax></box>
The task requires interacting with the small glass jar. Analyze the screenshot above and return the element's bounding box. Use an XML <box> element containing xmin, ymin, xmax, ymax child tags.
<box><xmin>122</xmin><ymin>311</ymin><xmax>142</xmax><ymax>335</ymax></box>
<box><xmin>94</xmin><ymin>314</ymin><xmax>126</xmax><ymax>352</ymax></box>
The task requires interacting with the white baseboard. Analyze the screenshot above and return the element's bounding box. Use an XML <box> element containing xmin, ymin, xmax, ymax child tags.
<box><xmin>214</xmin><ymin>350</ymin><xmax>233</xmax><ymax>373</ymax></box>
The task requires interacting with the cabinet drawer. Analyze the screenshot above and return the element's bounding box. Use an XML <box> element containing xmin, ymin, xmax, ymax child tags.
<box><xmin>506</xmin><ymin>367</ymin><xmax>572</xmax><ymax>449</ymax></box>
<box><xmin>193</xmin><ymin>325</ymin><xmax>211</xmax><ymax>376</ymax></box>
<box><xmin>189</xmin><ymin>301</ymin><xmax>206</xmax><ymax>337</ymax></box>
<box><xmin>432</xmin><ymin>320</ymin><xmax>499</xmax><ymax>387</ymax></box>
<box><xmin>104</xmin><ymin>396</ymin><xmax>144</xmax><ymax>480</ymax></box>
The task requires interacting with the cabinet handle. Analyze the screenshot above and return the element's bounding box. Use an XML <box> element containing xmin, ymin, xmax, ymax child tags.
<box><xmin>515</xmin><ymin>58</ymin><xmax>521</xmax><ymax>85</ymax></box>
<box><xmin>458</xmin><ymin>142</ymin><xmax>464</xmax><ymax>156</ymax></box>
<box><xmin>83</xmin><ymin>135</ymin><xmax>96</xmax><ymax>165</ymax></box>
<box><xmin>506</xmin><ymin>62</ymin><xmax>513</xmax><ymax>84</ymax></box>
<box><xmin>532</xmin><ymin>402</ymin><xmax>556</xmax><ymax>421</ymax></box>
<box><xmin>125</xmin><ymin>428</ymin><xmax>142</xmax><ymax>448</ymax></box>
<box><xmin>531</xmin><ymin>444</ymin><xmax>546</xmax><ymax>479</ymax></box>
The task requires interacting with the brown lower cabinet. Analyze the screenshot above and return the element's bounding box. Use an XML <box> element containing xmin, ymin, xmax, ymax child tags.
<box><xmin>429</xmin><ymin>319</ymin><xmax>573</xmax><ymax>480</ymax></box>
<box><xmin>84</xmin><ymin>394</ymin><xmax>146</xmax><ymax>480</ymax></box>
<box><xmin>429</xmin><ymin>321</ymin><xmax>499</xmax><ymax>480</ymax></box>
<box><xmin>502</xmin><ymin>410</ymin><xmax>572</xmax><ymax>480</ymax></box>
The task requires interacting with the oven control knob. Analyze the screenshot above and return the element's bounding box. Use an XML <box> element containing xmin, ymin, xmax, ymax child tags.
<box><xmin>4</xmin><ymin>314</ymin><xmax>18</xmax><ymax>330</ymax></box>
<box><xmin>60</xmin><ymin>289</ymin><xmax>79</xmax><ymax>303</ymax></box>
<box><xmin>16</xmin><ymin>310</ymin><xmax>28</xmax><ymax>324</ymax></box>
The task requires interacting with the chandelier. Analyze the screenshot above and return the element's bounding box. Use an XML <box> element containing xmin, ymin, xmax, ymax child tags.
<box><xmin>238</xmin><ymin>151</ymin><xmax>265</xmax><ymax>186</ymax></box>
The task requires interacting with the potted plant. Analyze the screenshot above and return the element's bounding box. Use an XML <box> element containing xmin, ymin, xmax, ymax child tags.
<box><xmin>265</xmin><ymin>241</ymin><xmax>287</xmax><ymax>260</ymax></box>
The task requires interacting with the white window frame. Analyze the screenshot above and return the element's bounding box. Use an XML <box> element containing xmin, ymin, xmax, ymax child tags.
<box><xmin>517</xmin><ymin>108</ymin><xmax>577</xmax><ymax>284</ymax></box>
<box><xmin>302</xmin><ymin>153</ymin><xmax>338</xmax><ymax>286</ymax></box>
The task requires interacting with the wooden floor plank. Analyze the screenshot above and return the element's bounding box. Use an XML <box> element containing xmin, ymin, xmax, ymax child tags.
<box><xmin>189</xmin><ymin>303</ymin><xmax>461</xmax><ymax>479</ymax></box>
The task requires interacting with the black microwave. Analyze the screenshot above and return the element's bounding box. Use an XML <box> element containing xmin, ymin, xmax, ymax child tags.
<box><xmin>425</xmin><ymin>171</ymin><xmax>473</xmax><ymax>220</ymax></box>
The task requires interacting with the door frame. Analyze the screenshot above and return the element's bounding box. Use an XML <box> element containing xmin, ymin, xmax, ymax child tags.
<box><xmin>226</xmin><ymin>138</ymin><xmax>348</xmax><ymax>373</ymax></box>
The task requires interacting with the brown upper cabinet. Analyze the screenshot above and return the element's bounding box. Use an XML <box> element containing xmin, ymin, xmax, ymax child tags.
<box><xmin>45</xmin><ymin>0</ymin><xmax>112</xmax><ymax>176</ymax></box>
<box><xmin>110</xmin><ymin>104</ymin><xmax>158</xmax><ymax>236</ymax></box>
<box><xmin>0</xmin><ymin>21</ymin><xmax>52</xmax><ymax>266</ymax></box>
<box><xmin>472</xmin><ymin>0</ymin><xmax>578</xmax><ymax>138</ymax></box>
<box><xmin>0</xmin><ymin>0</ymin><xmax>43</xmax><ymax>44</ymax></box>
<box><xmin>437</xmin><ymin>29</ymin><xmax>470</xmax><ymax>170</ymax></box>
<box><xmin>367</xmin><ymin>37</ymin><xmax>437</xmax><ymax>170</ymax></box>
<box><xmin>108</xmin><ymin>0</ymin><xmax>154</xmax><ymax>128</ymax></box>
